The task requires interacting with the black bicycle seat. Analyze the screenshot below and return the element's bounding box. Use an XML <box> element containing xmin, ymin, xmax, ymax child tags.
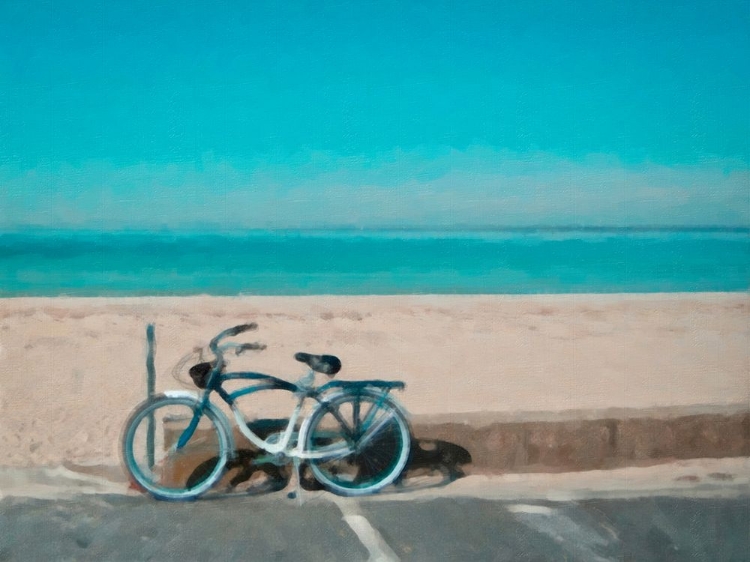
<box><xmin>294</xmin><ymin>352</ymin><xmax>342</xmax><ymax>376</ymax></box>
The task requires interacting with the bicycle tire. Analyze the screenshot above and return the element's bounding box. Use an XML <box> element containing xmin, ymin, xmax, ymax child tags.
<box><xmin>121</xmin><ymin>394</ymin><xmax>230</xmax><ymax>501</ymax></box>
<box><xmin>304</xmin><ymin>388</ymin><xmax>411</xmax><ymax>496</ymax></box>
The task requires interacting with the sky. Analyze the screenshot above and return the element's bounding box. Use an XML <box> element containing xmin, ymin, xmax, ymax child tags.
<box><xmin>1</xmin><ymin>0</ymin><xmax>748</xmax><ymax>229</ymax></box>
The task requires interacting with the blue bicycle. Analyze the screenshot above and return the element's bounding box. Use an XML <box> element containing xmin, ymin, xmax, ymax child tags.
<box><xmin>121</xmin><ymin>323</ymin><xmax>411</xmax><ymax>500</ymax></box>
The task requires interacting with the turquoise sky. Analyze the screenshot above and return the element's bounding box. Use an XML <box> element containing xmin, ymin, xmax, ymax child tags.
<box><xmin>1</xmin><ymin>0</ymin><xmax>748</xmax><ymax>229</ymax></box>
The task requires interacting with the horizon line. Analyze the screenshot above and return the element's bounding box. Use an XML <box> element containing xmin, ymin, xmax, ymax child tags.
<box><xmin>2</xmin><ymin>225</ymin><xmax>749</xmax><ymax>235</ymax></box>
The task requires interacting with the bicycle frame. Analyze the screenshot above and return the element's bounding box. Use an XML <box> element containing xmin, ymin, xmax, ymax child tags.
<box><xmin>217</xmin><ymin>370</ymin><xmax>307</xmax><ymax>457</ymax></box>
<box><xmin>175</xmin><ymin>366</ymin><xmax>403</xmax><ymax>463</ymax></box>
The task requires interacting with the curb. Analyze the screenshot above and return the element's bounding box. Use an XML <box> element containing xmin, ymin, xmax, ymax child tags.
<box><xmin>410</xmin><ymin>406</ymin><xmax>750</xmax><ymax>473</ymax></box>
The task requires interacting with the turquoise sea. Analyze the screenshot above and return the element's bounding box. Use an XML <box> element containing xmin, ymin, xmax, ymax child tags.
<box><xmin>0</xmin><ymin>229</ymin><xmax>747</xmax><ymax>296</ymax></box>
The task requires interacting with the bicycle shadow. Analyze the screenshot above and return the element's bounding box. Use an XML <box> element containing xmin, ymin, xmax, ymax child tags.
<box><xmin>395</xmin><ymin>437</ymin><xmax>473</xmax><ymax>492</ymax></box>
<box><xmin>186</xmin><ymin>426</ymin><xmax>472</xmax><ymax>498</ymax></box>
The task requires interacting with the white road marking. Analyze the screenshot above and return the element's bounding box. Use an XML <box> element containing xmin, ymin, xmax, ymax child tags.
<box><xmin>507</xmin><ymin>503</ymin><xmax>619</xmax><ymax>562</ymax></box>
<box><xmin>334</xmin><ymin>498</ymin><xmax>400</xmax><ymax>562</ymax></box>
<box><xmin>506</xmin><ymin>504</ymin><xmax>555</xmax><ymax>515</ymax></box>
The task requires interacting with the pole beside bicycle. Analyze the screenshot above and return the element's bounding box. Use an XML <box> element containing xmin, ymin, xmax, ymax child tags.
<box><xmin>146</xmin><ymin>323</ymin><xmax>156</xmax><ymax>468</ymax></box>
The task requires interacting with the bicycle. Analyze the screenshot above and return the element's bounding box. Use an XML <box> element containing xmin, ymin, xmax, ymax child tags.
<box><xmin>121</xmin><ymin>323</ymin><xmax>412</xmax><ymax>501</ymax></box>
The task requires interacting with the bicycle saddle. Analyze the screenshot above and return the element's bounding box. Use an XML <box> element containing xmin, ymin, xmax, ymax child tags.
<box><xmin>294</xmin><ymin>352</ymin><xmax>342</xmax><ymax>376</ymax></box>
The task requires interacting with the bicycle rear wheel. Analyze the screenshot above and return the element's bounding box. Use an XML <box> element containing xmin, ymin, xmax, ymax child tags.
<box><xmin>305</xmin><ymin>389</ymin><xmax>411</xmax><ymax>496</ymax></box>
<box><xmin>121</xmin><ymin>395</ymin><xmax>230</xmax><ymax>501</ymax></box>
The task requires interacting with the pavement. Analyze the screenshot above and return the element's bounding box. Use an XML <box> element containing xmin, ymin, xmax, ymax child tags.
<box><xmin>2</xmin><ymin>495</ymin><xmax>746</xmax><ymax>562</ymax></box>
<box><xmin>0</xmin><ymin>458</ymin><xmax>748</xmax><ymax>561</ymax></box>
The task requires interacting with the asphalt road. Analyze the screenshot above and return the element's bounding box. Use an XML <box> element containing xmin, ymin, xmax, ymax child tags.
<box><xmin>1</xmin><ymin>491</ymin><xmax>748</xmax><ymax>562</ymax></box>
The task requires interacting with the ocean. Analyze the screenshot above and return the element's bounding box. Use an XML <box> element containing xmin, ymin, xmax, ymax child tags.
<box><xmin>0</xmin><ymin>229</ymin><xmax>747</xmax><ymax>296</ymax></box>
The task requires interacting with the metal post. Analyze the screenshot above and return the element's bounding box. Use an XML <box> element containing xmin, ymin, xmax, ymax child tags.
<box><xmin>146</xmin><ymin>323</ymin><xmax>156</xmax><ymax>468</ymax></box>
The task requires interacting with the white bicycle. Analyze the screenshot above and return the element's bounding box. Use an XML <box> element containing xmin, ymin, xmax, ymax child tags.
<box><xmin>121</xmin><ymin>323</ymin><xmax>411</xmax><ymax>500</ymax></box>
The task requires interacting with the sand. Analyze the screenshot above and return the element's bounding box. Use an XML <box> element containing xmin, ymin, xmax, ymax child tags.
<box><xmin>0</xmin><ymin>293</ymin><xmax>747</xmax><ymax>468</ymax></box>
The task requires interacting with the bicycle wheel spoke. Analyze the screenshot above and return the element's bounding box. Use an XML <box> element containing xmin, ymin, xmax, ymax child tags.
<box><xmin>358</xmin><ymin>409</ymin><xmax>396</xmax><ymax>449</ymax></box>
<box><xmin>352</xmin><ymin>397</ymin><xmax>361</xmax><ymax>436</ymax></box>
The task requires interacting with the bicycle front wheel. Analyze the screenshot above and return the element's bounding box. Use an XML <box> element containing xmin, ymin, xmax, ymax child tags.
<box><xmin>305</xmin><ymin>389</ymin><xmax>411</xmax><ymax>496</ymax></box>
<box><xmin>121</xmin><ymin>395</ymin><xmax>230</xmax><ymax>501</ymax></box>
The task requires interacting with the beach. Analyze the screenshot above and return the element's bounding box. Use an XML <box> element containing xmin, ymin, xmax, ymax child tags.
<box><xmin>0</xmin><ymin>293</ymin><xmax>747</xmax><ymax>469</ymax></box>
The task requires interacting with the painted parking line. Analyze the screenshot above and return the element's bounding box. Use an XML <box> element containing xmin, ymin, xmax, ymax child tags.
<box><xmin>334</xmin><ymin>497</ymin><xmax>400</xmax><ymax>562</ymax></box>
<box><xmin>506</xmin><ymin>503</ymin><xmax>619</xmax><ymax>562</ymax></box>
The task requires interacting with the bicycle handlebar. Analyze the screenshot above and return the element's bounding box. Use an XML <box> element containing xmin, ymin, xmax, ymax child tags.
<box><xmin>209</xmin><ymin>323</ymin><xmax>261</xmax><ymax>360</ymax></box>
<box><xmin>235</xmin><ymin>342</ymin><xmax>267</xmax><ymax>355</ymax></box>
<box><xmin>225</xmin><ymin>323</ymin><xmax>258</xmax><ymax>337</ymax></box>
<box><xmin>210</xmin><ymin>323</ymin><xmax>257</xmax><ymax>348</ymax></box>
